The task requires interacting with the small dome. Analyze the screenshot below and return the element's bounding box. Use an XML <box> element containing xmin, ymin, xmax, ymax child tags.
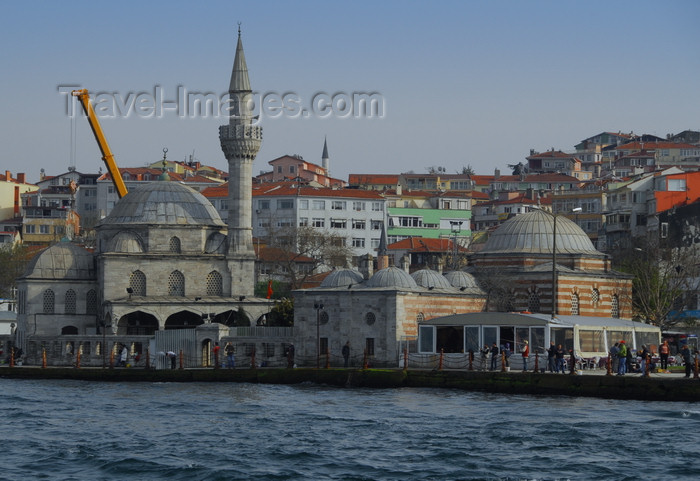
<box><xmin>411</xmin><ymin>269</ymin><xmax>452</xmax><ymax>289</ymax></box>
<box><xmin>110</xmin><ymin>231</ymin><xmax>144</xmax><ymax>253</ymax></box>
<box><xmin>22</xmin><ymin>242</ymin><xmax>95</xmax><ymax>280</ymax></box>
<box><xmin>99</xmin><ymin>182</ymin><xmax>225</xmax><ymax>227</ymax></box>
<box><xmin>320</xmin><ymin>268</ymin><xmax>365</xmax><ymax>288</ymax></box>
<box><xmin>366</xmin><ymin>266</ymin><xmax>418</xmax><ymax>289</ymax></box>
<box><xmin>444</xmin><ymin>270</ymin><xmax>481</xmax><ymax>289</ymax></box>
<box><xmin>481</xmin><ymin>209</ymin><xmax>599</xmax><ymax>254</ymax></box>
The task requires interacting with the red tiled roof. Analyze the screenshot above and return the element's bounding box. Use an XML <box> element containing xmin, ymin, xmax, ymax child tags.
<box><xmin>616</xmin><ymin>141</ymin><xmax>697</xmax><ymax>151</ymax></box>
<box><xmin>252</xmin><ymin>181</ymin><xmax>383</xmax><ymax>199</ymax></box>
<box><xmin>348</xmin><ymin>174</ymin><xmax>399</xmax><ymax>185</ymax></box>
<box><xmin>471</xmin><ymin>191</ymin><xmax>490</xmax><ymax>200</ymax></box>
<box><xmin>526</xmin><ymin>150</ymin><xmax>576</xmax><ymax>159</ymax></box>
<box><xmin>470</xmin><ymin>175</ymin><xmax>495</xmax><ymax>186</ymax></box>
<box><xmin>387</xmin><ymin>237</ymin><xmax>465</xmax><ymax>253</ymax></box>
<box><xmin>254</xmin><ymin>245</ymin><xmax>315</xmax><ymax>264</ymax></box>
<box><xmin>494</xmin><ymin>173</ymin><xmax>580</xmax><ymax>182</ymax></box>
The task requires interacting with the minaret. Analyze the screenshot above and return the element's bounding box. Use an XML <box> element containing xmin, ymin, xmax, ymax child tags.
<box><xmin>321</xmin><ymin>136</ymin><xmax>330</xmax><ymax>177</ymax></box>
<box><xmin>219</xmin><ymin>26</ymin><xmax>262</xmax><ymax>297</ymax></box>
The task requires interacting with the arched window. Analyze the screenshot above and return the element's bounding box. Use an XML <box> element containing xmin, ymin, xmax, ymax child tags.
<box><xmin>417</xmin><ymin>312</ymin><xmax>425</xmax><ymax>323</ymax></box>
<box><xmin>591</xmin><ymin>288</ymin><xmax>600</xmax><ymax>304</ymax></box>
<box><xmin>86</xmin><ymin>289</ymin><xmax>98</xmax><ymax>315</ymax></box>
<box><xmin>168</xmin><ymin>271</ymin><xmax>185</xmax><ymax>296</ymax></box>
<box><xmin>130</xmin><ymin>270</ymin><xmax>146</xmax><ymax>296</ymax></box>
<box><xmin>611</xmin><ymin>294</ymin><xmax>620</xmax><ymax>318</ymax></box>
<box><xmin>365</xmin><ymin>312</ymin><xmax>376</xmax><ymax>325</ymax></box>
<box><xmin>65</xmin><ymin>289</ymin><xmax>77</xmax><ymax>315</ymax></box>
<box><xmin>570</xmin><ymin>293</ymin><xmax>579</xmax><ymax>316</ymax></box>
<box><xmin>528</xmin><ymin>292</ymin><xmax>541</xmax><ymax>313</ymax></box>
<box><xmin>206</xmin><ymin>271</ymin><xmax>223</xmax><ymax>296</ymax></box>
<box><xmin>169</xmin><ymin>236</ymin><xmax>181</xmax><ymax>253</ymax></box>
<box><xmin>43</xmin><ymin>289</ymin><xmax>55</xmax><ymax>314</ymax></box>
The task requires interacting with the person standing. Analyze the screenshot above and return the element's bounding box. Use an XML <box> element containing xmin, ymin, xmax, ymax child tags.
<box><xmin>503</xmin><ymin>343</ymin><xmax>512</xmax><ymax>368</ymax></box>
<box><xmin>547</xmin><ymin>342</ymin><xmax>557</xmax><ymax>373</ymax></box>
<box><xmin>213</xmin><ymin>342</ymin><xmax>220</xmax><ymax>369</ymax></box>
<box><xmin>225</xmin><ymin>342</ymin><xmax>235</xmax><ymax>369</ymax></box>
<box><xmin>342</xmin><ymin>341</ymin><xmax>351</xmax><ymax>368</ymax></box>
<box><xmin>609</xmin><ymin>342</ymin><xmax>620</xmax><ymax>375</ymax></box>
<box><xmin>617</xmin><ymin>340</ymin><xmax>628</xmax><ymax>375</ymax></box>
<box><xmin>167</xmin><ymin>350</ymin><xmax>177</xmax><ymax>369</ymax></box>
<box><xmin>681</xmin><ymin>344</ymin><xmax>692</xmax><ymax>378</ymax></box>
<box><xmin>286</xmin><ymin>343</ymin><xmax>295</xmax><ymax>368</ymax></box>
<box><xmin>639</xmin><ymin>345</ymin><xmax>649</xmax><ymax>375</ymax></box>
<box><xmin>555</xmin><ymin>344</ymin><xmax>565</xmax><ymax>373</ymax></box>
<box><xmin>521</xmin><ymin>341</ymin><xmax>529</xmax><ymax>371</ymax></box>
<box><xmin>659</xmin><ymin>340</ymin><xmax>670</xmax><ymax>371</ymax></box>
<box><xmin>490</xmin><ymin>342</ymin><xmax>499</xmax><ymax>371</ymax></box>
<box><xmin>120</xmin><ymin>345</ymin><xmax>128</xmax><ymax>368</ymax></box>
<box><xmin>480</xmin><ymin>345</ymin><xmax>490</xmax><ymax>371</ymax></box>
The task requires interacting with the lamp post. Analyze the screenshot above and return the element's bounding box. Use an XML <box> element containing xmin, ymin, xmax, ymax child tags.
<box><xmin>314</xmin><ymin>302</ymin><xmax>324</xmax><ymax>369</ymax></box>
<box><xmin>449</xmin><ymin>221</ymin><xmax>463</xmax><ymax>270</ymax></box>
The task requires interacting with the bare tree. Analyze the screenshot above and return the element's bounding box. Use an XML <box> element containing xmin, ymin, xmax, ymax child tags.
<box><xmin>612</xmin><ymin>237</ymin><xmax>700</xmax><ymax>329</ymax></box>
<box><xmin>0</xmin><ymin>243</ymin><xmax>33</xmax><ymax>299</ymax></box>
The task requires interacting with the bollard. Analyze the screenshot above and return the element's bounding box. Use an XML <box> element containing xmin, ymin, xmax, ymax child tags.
<box><xmin>644</xmin><ymin>353</ymin><xmax>651</xmax><ymax>378</ymax></box>
<box><xmin>534</xmin><ymin>352</ymin><xmax>539</xmax><ymax>373</ymax></box>
<box><xmin>145</xmin><ymin>349</ymin><xmax>150</xmax><ymax>370</ymax></box>
<box><xmin>468</xmin><ymin>350</ymin><xmax>474</xmax><ymax>371</ymax></box>
<box><xmin>250</xmin><ymin>348</ymin><xmax>256</xmax><ymax>369</ymax></box>
<box><xmin>109</xmin><ymin>349</ymin><xmax>114</xmax><ymax>369</ymax></box>
<box><xmin>569</xmin><ymin>351</ymin><xmax>576</xmax><ymax>375</ymax></box>
<box><xmin>363</xmin><ymin>349</ymin><xmax>368</xmax><ymax>369</ymax></box>
<box><xmin>606</xmin><ymin>355</ymin><xmax>612</xmax><ymax>376</ymax></box>
<box><xmin>403</xmin><ymin>348</ymin><xmax>408</xmax><ymax>371</ymax></box>
<box><xmin>501</xmin><ymin>351</ymin><xmax>506</xmax><ymax>372</ymax></box>
<box><xmin>42</xmin><ymin>348</ymin><xmax>47</xmax><ymax>368</ymax></box>
<box><xmin>694</xmin><ymin>353</ymin><xmax>699</xmax><ymax>379</ymax></box>
<box><xmin>76</xmin><ymin>349</ymin><xmax>81</xmax><ymax>369</ymax></box>
<box><xmin>179</xmin><ymin>349</ymin><xmax>184</xmax><ymax>370</ymax></box>
<box><xmin>9</xmin><ymin>347</ymin><xmax>14</xmax><ymax>368</ymax></box>
<box><xmin>439</xmin><ymin>348</ymin><xmax>444</xmax><ymax>371</ymax></box>
<box><xmin>325</xmin><ymin>348</ymin><xmax>330</xmax><ymax>369</ymax></box>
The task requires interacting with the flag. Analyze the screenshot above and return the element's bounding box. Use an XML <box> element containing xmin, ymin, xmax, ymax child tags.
<box><xmin>266</xmin><ymin>280</ymin><xmax>273</xmax><ymax>299</ymax></box>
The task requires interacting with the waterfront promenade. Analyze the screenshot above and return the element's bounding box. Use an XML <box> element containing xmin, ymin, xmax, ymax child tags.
<box><xmin>2</xmin><ymin>364</ymin><xmax>699</xmax><ymax>402</ymax></box>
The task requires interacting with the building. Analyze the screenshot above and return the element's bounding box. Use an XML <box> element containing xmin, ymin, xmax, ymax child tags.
<box><xmin>255</xmin><ymin>141</ymin><xmax>345</xmax><ymax>187</ymax></box>
<box><xmin>11</xmin><ymin>30</ymin><xmax>281</xmax><ymax>367</ymax></box>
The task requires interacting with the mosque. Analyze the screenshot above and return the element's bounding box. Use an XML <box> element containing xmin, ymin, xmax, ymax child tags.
<box><xmin>8</xmin><ymin>31</ymin><xmax>646</xmax><ymax>369</ymax></box>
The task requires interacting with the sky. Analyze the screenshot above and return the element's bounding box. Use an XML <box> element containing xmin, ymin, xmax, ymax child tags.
<box><xmin>1</xmin><ymin>0</ymin><xmax>699</xmax><ymax>184</ymax></box>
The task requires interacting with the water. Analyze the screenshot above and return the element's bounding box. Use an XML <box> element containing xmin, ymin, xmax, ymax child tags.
<box><xmin>1</xmin><ymin>379</ymin><xmax>699</xmax><ymax>481</ymax></box>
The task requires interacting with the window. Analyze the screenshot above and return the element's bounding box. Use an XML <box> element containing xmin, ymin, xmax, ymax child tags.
<box><xmin>528</xmin><ymin>292</ymin><xmax>541</xmax><ymax>313</ymax></box>
<box><xmin>352</xmin><ymin>219</ymin><xmax>366</xmax><ymax>230</ymax></box>
<box><xmin>130</xmin><ymin>270</ymin><xmax>146</xmax><ymax>296</ymax></box>
<box><xmin>168</xmin><ymin>271</ymin><xmax>185</xmax><ymax>296</ymax></box>
<box><xmin>611</xmin><ymin>294</ymin><xmax>619</xmax><ymax>318</ymax></box>
<box><xmin>299</xmin><ymin>199</ymin><xmax>309</xmax><ymax>210</ymax></box>
<box><xmin>206</xmin><ymin>271</ymin><xmax>223</xmax><ymax>296</ymax></box>
<box><xmin>331</xmin><ymin>237</ymin><xmax>346</xmax><ymax>247</ymax></box>
<box><xmin>332</xmin><ymin>200</ymin><xmax>346</xmax><ymax>210</ymax></box>
<box><xmin>372</xmin><ymin>202</ymin><xmax>382</xmax><ymax>211</ymax></box>
<box><xmin>371</xmin><ymin>238</ymin><xmax>380</xmax><ymax>248</ymax></box>
<box><xmin>25</xmin><ymin>225</ymin><xmax>35</xmax><ymax>234</ymax></box>
<box><xmin>312</xmin><ymin>200</ymin><xmax>325</xmax><ymax>210</ymax></box>
<box><xmin>570</xmin><ymin>293</ymin><xmax>579</xmax><ymax>316</ymax></box>
<box><xmin>86</xmin><ymin>290</ymin><xmax>97</xmax><ymax>315</ymax></box>
<box><xmin>365</xmin><ymin>312</ymin><xmax>376</xmax><ymax>325</ymax></box>
<box><xmin>40</xmin><ymin>225</ymin><xmax>50</xmax><ymax>234</ymax></box>
<box><xmin>371</xmin><ymin>220</ymin><xmax>382</xmax><ymax>230</ymax></box>
<box><xmin>258</xmin><ymin>200</ymin><xmax>270</xmax><ymax>210</ymax></box>
<box><xmin>353</xmin><ymin>201</ymin><xmax>366</xmax><ymax>211</ymax></box>
<box><xmin>320</xmin><ymin>311</ymin><xmax>329</xmax><ymax>325</ymax></box>
<box><xmin>668</xmin><ymin>178</ymin><xmax>686</xmax><ymax>192</ymax></box>
<box><xmin>312</xmin><ymin>218</ymin><xmax>325</xmax><ymax>228</ymax></box>
<box><xmin>43</xmin><ymin>289</ymin><xmax>55</xmax><ymax>314</ymax></box>
<box><xmin>366</xmin><ymin>338</ymin><xmax>375</xmax><ymax>356</ymax></box>
<box><xmin>319</xmin><ymin>337</ymin><xmax>328</xmax><ymax>354</ymax></box>
<box><xmin>330</xmin><ymin>219</ymin><xmax>347</xmax><ymax>229</ymax></box>
<box><xmin>299</xmin><ymin>217</ymin><xmax>309</xmax><ymax>226</ymax></box>
<box><xmin>65</xmin><ymin>289</ymin><xmax>76</xmax><ymax>315</ymax></box>
<box><xmin>169</xmin><ymin>236</ymin><xmax>181</xmax><ymax>253</ymax></box>
<box><xmin>591</xmin><ymin>288</ymin><xmax>599</xmax><ymax>304</ymax></box>
<box><xmin>277</xmin><ymin>199</ymin><xmax>294</xmax><ymax>209</ymax></box>
<box><xmin>419</xmin><ymin>325</ymin><xmax>434</xmax><ymax>353</ymax></box>
<box><xmin>289</xmin><ymin>165</ymin><xmax>295</xmax><ymax>173</ymax></box>
<box><xmin>352</xmin><ymin>238</ymin><xmax>365</xmax><ymax>248</ymax></box>
<box><xmin>277</xmin><ymin>166</ymin><xmax>282</xmax><ymax>173</ymax></box>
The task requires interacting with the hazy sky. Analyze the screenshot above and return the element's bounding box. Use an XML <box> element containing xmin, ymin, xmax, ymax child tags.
<box><xmin>1</xmin><ymin>0</ymin><xmax>699</xmax><ymax>184</ymax></box>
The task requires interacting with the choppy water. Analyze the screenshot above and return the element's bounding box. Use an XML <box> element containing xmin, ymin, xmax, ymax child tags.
<box><xmin>1</xmin><ymin>379</ymin><xmax>699</xmax><ymax>481</ymax></box>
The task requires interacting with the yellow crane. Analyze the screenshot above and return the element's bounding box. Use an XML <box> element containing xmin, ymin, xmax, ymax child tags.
<box><xmin>71</xmin><ymin>89</ymin><xmax>128</xmax><ymax>198</ymax></box>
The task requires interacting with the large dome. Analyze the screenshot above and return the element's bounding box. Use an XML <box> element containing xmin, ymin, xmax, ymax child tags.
<box><xmin>480</xmin><ymin>209</ymin><xmax>599</xmax><ymax>254</ymax></box>
<box><xmin>320</xmin><ymin>268</ymin><xmax>365</xmax><ymax>288</ymax></box>
<box><xmin>22</xmin><ymin>242</ymin><xmax>95</xmax><ymax>280</ymax></box>
<box><xmin>411</xmin><ymin>269</ymin><xmax>452</xmax><ymax>289</ymax></box>
<box><xmin>366</xmin><ymin>266</ymin><xmax>418</xmax><ymax>289</ymax></box>
<box><xmin>99</xmin><ymin>182</ymin><xmax>225</xmax><ymax>226</ymax></box>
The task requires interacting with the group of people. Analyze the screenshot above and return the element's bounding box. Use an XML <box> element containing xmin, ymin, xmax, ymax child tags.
<box><xmin>481</xmin><ymin>342</ymin><xmax>521</xmax><ymax>371</ymax></box>
<box><xmin>608</xmin><ymin>339</ymin><xmax>697</xmax><ymax>377</ymax></box>
<box><xmin>546</xmin><ymin>342</ymin><xmax>569</xmax><ymax>373</ymax></box>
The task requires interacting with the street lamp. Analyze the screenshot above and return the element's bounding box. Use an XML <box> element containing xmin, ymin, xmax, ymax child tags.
<box><xmin>314</xmin><ymin>302</ymin><xmax>324</xmax><ymax>368</ymax></box>
<box><xmin>449</xmin><ymin>221</ymin><xmax>463</xmax><ymax>270</ymax></box>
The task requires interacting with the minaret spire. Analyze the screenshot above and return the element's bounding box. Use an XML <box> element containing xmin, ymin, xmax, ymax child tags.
<box><xmin>219</xmin><ymin>27</ymin><xmax>262</xmax><ymax>297</ymax></box>
<box><xmin>322</xmin><ymin>136</ymin><xmax>330</xmax><ymax>177</ymax></box>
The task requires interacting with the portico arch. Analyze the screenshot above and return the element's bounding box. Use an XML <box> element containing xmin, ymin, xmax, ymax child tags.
<box><xmin>165</xmin><ymin>311</ymin><xmax>204</xmax><ymax>330</ymax></box>
<box><xmin>118</xmin><ymin>311</ymin><xmax>159</xmax><ymax>335</ymax></box>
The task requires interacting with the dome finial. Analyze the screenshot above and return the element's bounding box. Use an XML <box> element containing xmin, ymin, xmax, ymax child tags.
<box><xmin>238</xmin><ymin>22</ymin><xmax>241</xmax><ymax>37</ymax></box>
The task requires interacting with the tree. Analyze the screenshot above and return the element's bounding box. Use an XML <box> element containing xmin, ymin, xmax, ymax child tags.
<box><xmin>266</xmin><ymin>297</ymin><xmax>294</xmax><ymax>327</ymax></box>
<box><xmin>260</xmin><ymin>225</ymin><xmax>354</xmax><ymax>290</ymax></box>
<box><xmin>459</xmin><ymin>165</ymin><xmax>475</xmax><ymax>176</ymax></box>
<box><xmin>472</xmin><ymin>267</ymin><xmax>516</xmax><ymax>312</ymax></box>
<box><xmin>0</xmin><ymin>244</ymin><xmax>33</xmax><ymax>299</ymax></box>
<box><xmin>612</xmin><ymin>237</ymin><xmax>700</xmax><ymax>329</ymax></box>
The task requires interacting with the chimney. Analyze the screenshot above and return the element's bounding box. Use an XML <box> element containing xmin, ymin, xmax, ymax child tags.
<box><xmin>17</xmin><ymin>173</ymin><xmax>25</xmax><ymax>183</ymax></box>
<box><xmin>14</xmin><ymin>186</ymin><xmax>20</xmax><ymax>216</ymax></box>
<box><xmin>401</xmin><ymin>254</ymin><xmax>410</xmax><ymax>273</ymax></box>
<box><xmin>5</xmin><ymin>170</ymin><xmax>10</xmax><ymax>181</ymax></box>
<box><xmin>494</xmin><ymin>168</ymin><xmax>500</xmax><ymax>179</ymax></box>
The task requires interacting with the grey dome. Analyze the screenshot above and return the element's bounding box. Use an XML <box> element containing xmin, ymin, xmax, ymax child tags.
<box><xmin>110</xmin><ymin>231</ymin><xmax>144</xmax><ymax>253</ymax></box>
<box><xmin>481</xmin><ymin>209</ymin><xmax>599</xmax><ymax>254</ymax></box>
<box><xmin>321</xmin><ymin>268</ymin><xmax>365</xmax><ymax>288</ymax></box>
<box><xmin>366</xmin><ymin>266</ymin><xmax>418</xmax><ymax>289</ymax></box>
<box><xmin>22</xmin><ymin>242</ymin><xmax>95</xmax><ymax>280</ymax></box>
<box><xmin>411</xmin><ymin>269</ymin><xmax>452</xmax><ymax>289</ymax></box>
<box><xmin>444</xmin><ymin>270</ymin><xmax>481</xmax><ymax>289</ymax></box>
<box><xmin>100</xmin><ymin>182</ymin><xmax>225</xmax><ymax>226</ymax></box>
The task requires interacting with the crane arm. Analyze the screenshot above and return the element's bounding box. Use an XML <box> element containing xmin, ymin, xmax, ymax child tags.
<box><xmin>71</xmin><ymin>89</ymin><xmax>128</xmax><ymax>198</ymax></box>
